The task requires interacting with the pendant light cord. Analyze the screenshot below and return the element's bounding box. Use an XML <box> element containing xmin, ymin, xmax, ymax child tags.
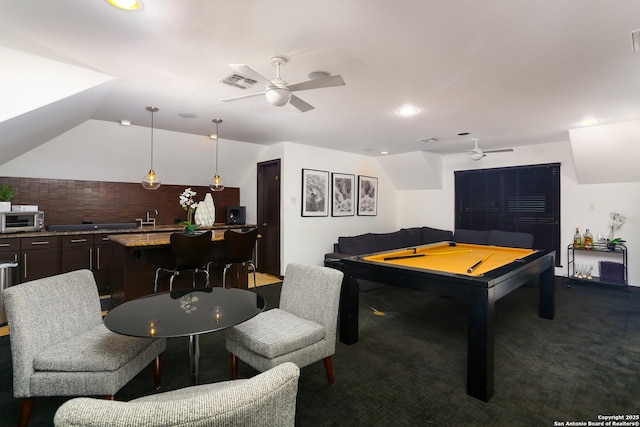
<box><xmin>150</xmin><ymin>109</ymin><xmax>155</xmax><ymax>170</ymax></box>
<box><xmin>215</xmin><ymin>120</ymin><xmax>219</xmax><ymax>174</ymax></box>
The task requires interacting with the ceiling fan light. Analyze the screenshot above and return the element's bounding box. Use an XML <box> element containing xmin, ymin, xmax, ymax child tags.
<box><xmin>470</xmin><ymin>152</ymin><xmax>484</xmax><ymax>161</ymax></box>
<box><xmin>265</xmin><ymin>86</ymin><xmax>292</xmax><ymax>106</ymax></box>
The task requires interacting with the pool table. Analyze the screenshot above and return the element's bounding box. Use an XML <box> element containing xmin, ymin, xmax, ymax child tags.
<box><xmin>337</xmin><ymin>241</ymin><xmax>556</xmax><ymax>402</ymax></box>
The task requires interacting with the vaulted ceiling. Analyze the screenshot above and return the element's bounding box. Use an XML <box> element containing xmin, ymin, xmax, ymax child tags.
<box><xmin>2</xmin><ymin>0</ymin><xmax>640</xmax><ymax>164</ymax></box>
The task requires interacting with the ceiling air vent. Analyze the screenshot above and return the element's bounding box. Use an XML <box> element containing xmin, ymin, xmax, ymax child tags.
<box><xmin>220</xmin><ymin>73</ymin><xmax>258</xmax><ymax>89</ymax></box>
<box><xmin>417</xmin><ymin>137</ymin><xmax>439</xmax><ymax>143</ymax></box>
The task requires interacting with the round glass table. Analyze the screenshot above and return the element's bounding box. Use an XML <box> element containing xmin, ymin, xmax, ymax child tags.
<box><xmin>104</xmin><ymin>287</ymin><xmax>265</xmax><ymax>385</ymax></box>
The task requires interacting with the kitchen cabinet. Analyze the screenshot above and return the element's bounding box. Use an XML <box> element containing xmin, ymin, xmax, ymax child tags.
<box><xmin>61</xmin><ymin>235</ymin><xmax>94</xmax><ymax>272</ymax></box>
<box><xmin>0</xmin><ymin>239</ymin><xmax>20</xmax><ymax>286</ymax></box>
<box><xmin>0</xmin><ymin>238</ymin><xmax>20</xmax><ymax>264</ymax></box>
<box><xmin>93</xmin><ymin>235</ymin><xmax>113</xmax><ymax>295</ymax></box>
<box><xmin>61</xmin><ymin>235</ymin><xmax>113</xmax><ymax>295</ymax></box>
<box><xmin>20</xmin><ymin>236</ymin><xmax>61</xmax><ymax>282</ymax></box>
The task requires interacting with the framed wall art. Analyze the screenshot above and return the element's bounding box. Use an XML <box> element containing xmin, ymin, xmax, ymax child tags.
<box><xmin>301</xmin><ymin>168</ymin><xmax>329</xmax><ymax>217</ymax></box>
<box><xmin>357</xmin><ymin>175</ymin><xmax>378</xmax><ymax>216</ymax></box>
<box><xmin>331</xmin><ymin>173</ymin><xmax>355</xmax><ymax>216</ymax></box>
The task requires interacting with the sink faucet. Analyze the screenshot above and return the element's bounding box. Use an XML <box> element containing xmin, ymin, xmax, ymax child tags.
<box><xmin>136</xmin><ymin>209</ymin><xmax>158</xmax><ymax>227</ymax></box>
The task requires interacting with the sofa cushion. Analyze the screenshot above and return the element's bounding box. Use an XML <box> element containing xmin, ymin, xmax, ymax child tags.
<box><xmin>400</xmin><ymin>227</ymin><xmax>423</xmax><ymax>245</ymax></box>
<box><xmin>226</xmin><ymin>309</ymin><xmax>325</xmax><ymax>359</ymax></box>
<box><xmin>34</xmin><ymin>324</ymin><xmax>153</xmax><ymax>372</ymax></box>
<box><xmin>487</xmin><ymin>230</ymin><xmax>534</xmax><ymax>248</ymax></box>
<box><xmin>338</xmin><ymin>233</ymin><xmax>377</xmax><ymax>255</ymax></box>
<box><xmin>373</xmin><ymin>229</ymin><xmax>419</xmax><ymax>251</ymax></box>
<box><xmin>421</xmin><ymin>227</ymin><xmax>454</xmax><ymax>244</ymax></box>
<box><xmin>454</xmin><ymin>229</ymin><xmax>490</xmax><ymax>245</ymax></box>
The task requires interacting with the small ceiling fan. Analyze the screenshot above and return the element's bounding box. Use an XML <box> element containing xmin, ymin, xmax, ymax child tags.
<box><xmin>465</xmin><ymin>138</ymin><xmax>514</xmax><ymax>160</ymax></box>
<box><xmin>220</xmin><ymin>56</ymin><xmax>345</xmax><ymax>112</ymax></box>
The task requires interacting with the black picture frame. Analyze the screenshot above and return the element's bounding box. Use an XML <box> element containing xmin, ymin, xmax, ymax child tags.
<box><xmin>301</xmin><ymin>169</ymin><xmax>329</xmax><ymax>217</ymax></box>
<box><xmin>357</xmin><ymin>175</ymin><xmax>378</xmax><ymax>216</ymax></box>
<box><xmin>331</xmin><ymin>173</ymin><xmax>355</xmax><ymax>217</ymax></box>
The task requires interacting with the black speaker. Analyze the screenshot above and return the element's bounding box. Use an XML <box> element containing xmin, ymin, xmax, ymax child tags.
<box><xmin>226</xmin><ymin>206</ymin><xmax>246</xmax><ymax>225</ymax></box>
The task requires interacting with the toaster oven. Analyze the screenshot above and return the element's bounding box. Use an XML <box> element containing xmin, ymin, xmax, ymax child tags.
<box><xmin>0</xmin><ymin>211</ymin><xmax>44</xmax><ymax>233</ymax></box>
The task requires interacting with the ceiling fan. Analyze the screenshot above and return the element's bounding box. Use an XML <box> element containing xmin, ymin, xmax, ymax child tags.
<box><xmin>465</xmin><ymin>138</ymin><xmax>514</xmax><ymax>160</ymax></box>
<box><xmin>220</xmin><ymin>56</ymin><xmax>345</xmax><ymax>112</ymax></box>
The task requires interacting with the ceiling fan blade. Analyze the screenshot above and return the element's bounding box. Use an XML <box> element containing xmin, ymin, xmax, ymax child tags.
<box><xmin>220</xmin><ymin>92</ymin><xmax>265</xmax><ymax>102</ymax></box>
<box><xmin>289</xmin><ymin>95</ymin><xmax>315</xmax><ymax>112</ymax></box>
<box><xmin>287</xmin><ymin>75</ymin><xmax>345</xmax><ymax>92</ymax></box>
<box><xmin>228</xmin><ymin>64</ymin><xmax>273</xmax><ymax>86</ymax></box>
<box><xmin>484</xmin><ymin>148</ymin><xmax>514</xmax><ymax>153</ymax></box>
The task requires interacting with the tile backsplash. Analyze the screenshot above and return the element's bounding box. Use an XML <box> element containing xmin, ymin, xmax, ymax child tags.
<box><xmin>0</xmin><ymin>177</ymin><xmax>240</xmax><ymax>227</ymax></box>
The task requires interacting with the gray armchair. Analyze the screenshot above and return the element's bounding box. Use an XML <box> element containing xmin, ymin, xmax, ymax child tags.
<box><xmin>2</xmin><ymin>269</ymin><xmax>166</xmax><ymax>427</ymax></box>
<box><xmin>226</xmin><ymin>263</ymin><xmax>343</xmax><ymax>383</ymax></box>
<box><xmin>53</xmin><ymin>362</ymin><xmax>300</xmax><ymax>427</ymax></box>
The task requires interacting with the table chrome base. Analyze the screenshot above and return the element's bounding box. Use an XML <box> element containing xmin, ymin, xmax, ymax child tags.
<box><xmin>188</xmin><ymin>335</ymin><xmax>200</xmax><ymax>385</ymax></box>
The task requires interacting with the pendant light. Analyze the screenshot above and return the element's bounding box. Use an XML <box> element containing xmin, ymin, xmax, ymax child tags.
<box><xmin>210</xmin><ymin>119</ymin><xmax>225</xmax><ymax>192</ymax></box>
<box><xmin>142</xmin><ymin>106</ymin><xmax>161</xmax><ymax>190</ymax></box>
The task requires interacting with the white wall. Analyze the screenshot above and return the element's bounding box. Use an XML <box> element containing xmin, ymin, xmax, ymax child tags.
<box><xmin>1</xmin><ymin>120</ymin><xmax>637</xmax><ymax>284</ymax></box>
<box><xmin>279</xmin><ymin>142</ymin><xmax>397</xmax><ymax>273</ymax></box>
<box><xmin>0</xmin><ymin>121</ymin><xmax>397</xmax><ymax>276</ymax></box>
<box><xmin>0</xmin><ymin>119</ymin><xmax>267</xmax><ymax>222</ymax></box>
<box><xmin>397</xmin><ymin>140</ymin><xmax>640</xmax><ymax>286</ymax></box>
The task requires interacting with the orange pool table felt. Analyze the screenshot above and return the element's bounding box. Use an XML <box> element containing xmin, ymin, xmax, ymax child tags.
<box><xmin>363</xmin><ymin>242</ymin><xmax>537</xmax><ymax>277</ymax></box>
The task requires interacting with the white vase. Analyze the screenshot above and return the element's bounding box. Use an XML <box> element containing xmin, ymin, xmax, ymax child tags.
<box><xmin>0</xmin><ymin>202</ymin><xmax>11</xmax><ymax>212</ymax></box>
<box><xmin>195</xmin><ymin>193</ymin><xmax>216</xmax><ymax>226</ymax></box>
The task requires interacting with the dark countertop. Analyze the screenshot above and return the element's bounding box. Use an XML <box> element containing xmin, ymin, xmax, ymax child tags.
<box><xmin>0</xmin><ymin>223</ymin><xmax>255</xmax><ymax>239</ymax></box>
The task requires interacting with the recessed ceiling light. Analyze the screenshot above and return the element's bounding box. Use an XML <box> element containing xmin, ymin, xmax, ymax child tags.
<box><xmin>380</xmin><ymin>151</ymin><xmax>389</xmax><ymax>155</ymax></box>
<box><xmin>119</xmin><ymin>119</ymin><xmax>131</xmax><ymax>126</ymax></box>
<box><xmin>105</xmin><ymin>0</ymin><xmax>142</xmax><ymax>11</ymax></box>
<box><xmin>397</xmin><ymin>105</ymin><xmax>419</xmax><ymax>117</ymax></box>
<box><xmin>580</xmin><ymin>118</ymin><xmax>599</xmax><ymax>126</ymax></box>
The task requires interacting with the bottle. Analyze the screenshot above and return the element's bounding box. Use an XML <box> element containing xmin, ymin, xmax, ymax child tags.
<box><xmin>573</xmin><ymin>227</ymin><xmax>582</xmax><ymax>248</ymax></box>
<box><xmin>584</xmin><ymin>229</ymin><xmax>593</xmax><ymax>249</ymax></box>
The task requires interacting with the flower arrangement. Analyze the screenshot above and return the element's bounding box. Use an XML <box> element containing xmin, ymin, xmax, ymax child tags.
<box><xmin>179</xmin><ymin>188</ymin><xmax>199</xmax><ymax>233</ymax></box>
<box><xmin>608</xmin><ymin>211</ymin><xmax>626</xmax><ymax>244</ymax></box>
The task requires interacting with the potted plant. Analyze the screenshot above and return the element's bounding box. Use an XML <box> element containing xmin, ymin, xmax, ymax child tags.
<box><xmin>607</xmin><ymin>212</ymin><xmax>626</xmax><ymax>250</ymax></box>
<box><xmin>607</xmin><ymin>238</ymin><xmax>625</xmax><ymax>251</ymax></box>
<box><xmin>0</xmin><ymin>183</ymin><xmax>18</xmax><ymax>212</ymax></box>
<box><xmin>179</xmin><ymin>187</ymin><xmax>199</xmax><ymax>233</ymax></box>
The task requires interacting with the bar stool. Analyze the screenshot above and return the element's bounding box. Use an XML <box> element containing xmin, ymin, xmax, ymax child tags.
<box><xmin>210</xmin><ymin>228</ymin><xmax>259</xmax><ymax>289</ymax></box>
<box><xmin>154</xmin><ymin>231</ymin><xmax>212</xmax><ymax>292</ymax></box>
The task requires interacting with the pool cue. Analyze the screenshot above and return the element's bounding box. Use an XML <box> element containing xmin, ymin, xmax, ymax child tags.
<box><xmin>424</xmin><ymin>249</ymin><xmax>472</xmax><ymax>256</ymax></box>
<box><xmin>383</xmin><ymin>254</ymin><xmax>425</xmax><ymax>261</ymax></box>
<box><xmin>467</xmin><ymin>253</ymin><xmax>493</xmax><ymax>273</ymax></box>
<box><xmin>384</xmin><ymin>249</ymin><xmax>472</xmax><ymax>261</ymax></box>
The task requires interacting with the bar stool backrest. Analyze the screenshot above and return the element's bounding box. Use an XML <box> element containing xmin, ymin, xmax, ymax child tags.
<box><xmin>224</xmin><ymin>229</ymin><xmax>259</xmax><ymax>263</ymax></box>
<box><xmin>170</xmin><ymin>231</ymin><xmax>213</xmax><ymax>270</ymax></box>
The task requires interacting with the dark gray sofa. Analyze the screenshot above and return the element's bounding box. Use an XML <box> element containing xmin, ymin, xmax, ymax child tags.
<box><xmin>324</xmin><ymin>227</ymin><xmax>534</xmax><ymax>290</ymax></box>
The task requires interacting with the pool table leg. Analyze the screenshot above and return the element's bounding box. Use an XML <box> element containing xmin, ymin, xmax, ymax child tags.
<box><xmin>339</xmin><ymin>274</ymin><xmax>359</xmax><ymax>344</ymax></box>
<box><xmin>467</xmin><ymin>286</ymin><xmax>495</xmax><ymax>402</ymax></box>
<box><xmin>538</xmin><ymin>261</ymin><xmax>555</xmax><ymax>320</ymax></box>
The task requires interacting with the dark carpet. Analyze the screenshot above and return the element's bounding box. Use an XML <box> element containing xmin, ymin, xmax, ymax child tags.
<box><xmin>2</xmin><ymin>279</ymin><xmax>640</xmax><ymax>427</ymax></box>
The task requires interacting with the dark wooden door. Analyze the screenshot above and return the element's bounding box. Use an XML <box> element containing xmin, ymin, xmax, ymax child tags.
<box><xmin>257</xmin><ymin>159</ymin><xmax>281</xmax><ymax>277</ymax></box>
